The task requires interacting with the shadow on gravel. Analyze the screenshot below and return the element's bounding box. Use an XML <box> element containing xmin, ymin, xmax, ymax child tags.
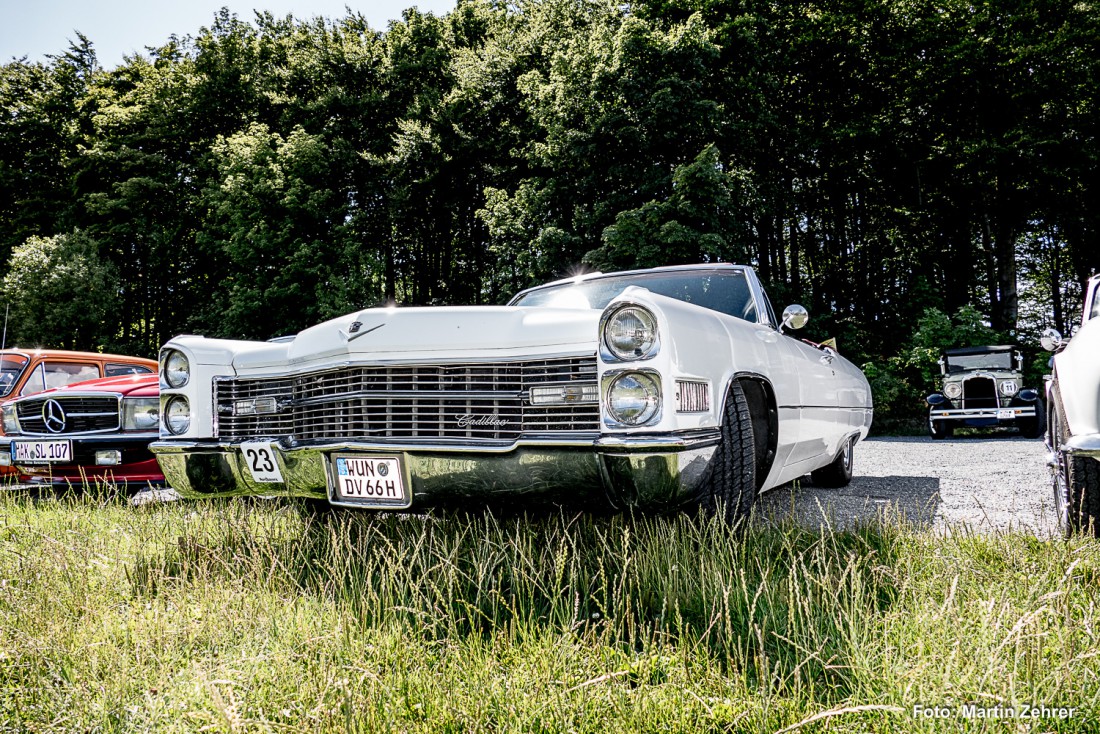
<box><xmin>758</xmin><ymin>475</ymin><xmax>941</xmax><ymax>530</ymax></box>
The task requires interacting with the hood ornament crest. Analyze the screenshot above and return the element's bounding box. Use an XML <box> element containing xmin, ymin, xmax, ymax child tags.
<box><xmin>42</xmin><ymin>399</ymin><xmax>67</xmax><ymax>433</ymax></box>
<box><xmin>339</xmin><ymin>321</ymin><xmax>386</xmax><ymax>343</ymax></box>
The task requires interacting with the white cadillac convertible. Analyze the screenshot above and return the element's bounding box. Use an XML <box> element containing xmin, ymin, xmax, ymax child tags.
<box><xmin>1043</xmin><ymin>273</ymin><xmax>1100</xmax><ymax>536</ymax></box>
<box><xmin>150</xmin><ymin>264</ymin><xmax>873</xmax><ymax>523</ymax></box>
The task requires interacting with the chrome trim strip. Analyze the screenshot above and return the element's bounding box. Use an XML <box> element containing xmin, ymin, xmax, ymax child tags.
<box><xmin>150</xmin><ymin>429</ymin><xmax>721</xmax><ymax>456</ymax></box>
<box><xmin>287</xmin><ymin>389</ymin><xmax>530</xmax><ymax>406</ymax></box>
<box><xmin>222</xmin><ymin>352</ymin><xmax>599</xmax><ymax>381</ymax></box>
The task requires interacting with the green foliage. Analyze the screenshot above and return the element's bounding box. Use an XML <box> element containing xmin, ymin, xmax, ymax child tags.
<box><xmin>0</xmin><ymin>0</ymin><xmax>1097</xmax><ymax>377</ymax></box>
<box><xmin>585</xmin><ymin>144</ymin><xmax>750</xmax><ymax>270</ymax></box>
<box><xmin>1</xmin><ymin>232</ymin><xmax>121</xmax><ymax>350</ymax></box>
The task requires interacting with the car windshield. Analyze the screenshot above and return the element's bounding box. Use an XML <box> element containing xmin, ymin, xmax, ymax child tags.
<box><xmin>0</xmin><ymin>354</ymin><xmax>29</xmax><ymax>397</ymax></box>
<box><xmin>510</xmin><ymin>269</ymin><xmax>759</xmax><ymax>322</ymax></box>
<box><xmin>944</xmin><ymin>351</ymin><xmax>1014</xmax><ymax>373</ymax></box>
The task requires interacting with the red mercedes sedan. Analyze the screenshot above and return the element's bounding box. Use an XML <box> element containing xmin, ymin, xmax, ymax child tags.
<box><xmin>0</xmin><ymin>372</ymin><xmax>164</xmax><ymax>489</ymax></box>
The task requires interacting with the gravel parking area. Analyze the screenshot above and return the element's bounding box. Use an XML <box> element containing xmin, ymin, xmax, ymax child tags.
<box><xmin>757</xmin><ymin>435</ymin><xmax>1057</xmax><ymax>535</ymax></box>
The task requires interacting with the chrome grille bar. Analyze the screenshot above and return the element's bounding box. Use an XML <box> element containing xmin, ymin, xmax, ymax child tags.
<box><xmin>215</xmin><ymin>356</ymin><xmax>599</xmax><ymax>442</ymax></box>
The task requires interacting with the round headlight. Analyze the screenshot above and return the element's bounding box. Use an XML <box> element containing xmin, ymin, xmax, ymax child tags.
<box><xmin>606</xmin><ymin>371</ymin><xmax>662</xmax><ymax>426</ymax></box>
<box><xmin>164</xmin><ymin>396</ymin><xmax>190</xmax><ymax>435</ymax></box>
<box><xmin>603</xmin><ymin>306</ymin><xmax>659</xmax><ymax>361</ymax></box>
<box><xmin>999</xmin><ymin>380</ymin><xmax>1019</xmax><ymax>396</ymax></box>
<box><xmin>944</xmin><ymin>382</ymin><xmax>962</xmax><ymax>399</ymax></box>
<box><xmin>163</xmin><ymin>350</ymin><xmax>190</xmax><ymax>389</ymax></box>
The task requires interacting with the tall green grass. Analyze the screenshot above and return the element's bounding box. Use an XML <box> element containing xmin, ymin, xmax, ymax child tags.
<box><xmin>0</xmin><ymin>487</ymin><xmax>1097</xmax><ymax>732</ymax></box>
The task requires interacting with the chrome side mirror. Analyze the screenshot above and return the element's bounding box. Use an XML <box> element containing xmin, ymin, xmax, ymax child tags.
<box><xmin>781</xmin><ymin>304</ymin><xmax>809</xmax><ymax>331</ymax></box>
<box><xmin>1040</xmin><ymin>328</ymin><xmax>1064</xmax><ymax>353</ymax></box>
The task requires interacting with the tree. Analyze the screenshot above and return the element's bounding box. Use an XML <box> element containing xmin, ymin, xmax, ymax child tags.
<box><xmin>1</xmin><ymin>232</ymin><xmax>121</xmax><ymax>350</ymax></box>
<box><xmin>586</xmin><ymin>144</ymin><xmax>750</xmax><ymax>270</ymax></box>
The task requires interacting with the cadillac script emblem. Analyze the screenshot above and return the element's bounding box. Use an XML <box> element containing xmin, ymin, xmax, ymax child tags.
<box><xmin>456</xmin><ymin>414</ymin><xmax>510</xmax><ymax>428</ymax></box>
<box><xmin>42</xmin><ymin>399</ymin><xmax>67</xmax><ymax>434</ymax></box>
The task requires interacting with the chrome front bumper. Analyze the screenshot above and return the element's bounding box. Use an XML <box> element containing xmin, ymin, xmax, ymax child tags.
<box><xmin>150</xmin><ymin>431</ymin><xmax>721</xmax><ymax>510</ymax></box>
<box><xmin>929</xmin><ymin>406</ymin><xmax>1037</xmax><ymax>422</ymax></box>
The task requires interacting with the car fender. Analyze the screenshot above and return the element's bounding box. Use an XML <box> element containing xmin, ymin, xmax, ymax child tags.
<box><xmin>1052</xmin><ymin>317</ymin><xmax>1100</xmax><ymax>438</ymax></box>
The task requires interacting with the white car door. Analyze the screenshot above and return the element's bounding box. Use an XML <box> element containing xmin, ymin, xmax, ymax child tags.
<box><xmin>778</xmin><ymin>335</ymin><xmax>842</xmax><ymax>467</ymax></box>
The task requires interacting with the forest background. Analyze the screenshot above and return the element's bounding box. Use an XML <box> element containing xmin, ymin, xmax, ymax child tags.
<box><xmin>1</xmin><ymin>0</ymin><xmax>1097</xmax><ymax>429</ymax></box>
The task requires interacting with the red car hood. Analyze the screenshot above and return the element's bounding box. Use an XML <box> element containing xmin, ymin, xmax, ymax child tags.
<box><xmin>18</xmin><ymin>373</ymin><xmax>160</xmax><ymax>400</ymax></box>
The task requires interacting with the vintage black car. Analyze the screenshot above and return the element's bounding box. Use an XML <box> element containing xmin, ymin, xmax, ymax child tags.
<box><xmin>925</xmin><ymin>345</ymin><xmax>1044</xmax><ymax>439</ymax></box>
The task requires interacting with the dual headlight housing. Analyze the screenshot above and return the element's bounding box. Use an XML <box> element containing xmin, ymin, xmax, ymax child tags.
<box><xmin>159</xmin><ymin>348</ymin><xmax>192</xmax><ymax>435</ymax></box>
<box><xmin>600</xmin><ymin>304</ymin><xmax>662</xmax><ymax>427</ymax></box>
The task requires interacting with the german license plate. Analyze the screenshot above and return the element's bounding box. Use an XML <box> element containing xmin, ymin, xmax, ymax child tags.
<box><xmin>12</xmin><ymin>439</ymin><xmax>72</xmax><ymax>465</ymax></box>
<box><xmin>996</xmin><ymin>409</ymin><xmax>1014</xmax><ymax>420</ymax></box>
<box><xmin>330</xmin><ymin>454</ymin><xmax>409</xmax><ymax>508</ymax></box>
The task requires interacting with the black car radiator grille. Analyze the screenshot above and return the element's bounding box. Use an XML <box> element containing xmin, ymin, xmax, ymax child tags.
<box><xmin>214</xmin><ymin>356</ymin><xmax>600</xmax><ymax>442</ymax></box>
<box><xmin>16</xmin><ymin>395</ymin><xmax>121</xmax><ymax>435</ymax></box>
<box><xmin>961</xmin><ymin>376</ymin><xmax>998</xmax><ymax>409</ymax></box>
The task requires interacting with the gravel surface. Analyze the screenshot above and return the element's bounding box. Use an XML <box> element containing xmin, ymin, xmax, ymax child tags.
<box><xmin>757</xmin><ymin>435</ymin><xmax>1057</xmax><ymax>535</ymax></box>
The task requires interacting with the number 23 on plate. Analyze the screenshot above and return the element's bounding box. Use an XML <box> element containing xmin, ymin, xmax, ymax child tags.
<box><xmin>241</xmin><ymin>442</ymin><xmax>284</xmax><ymax>483</ymax></box>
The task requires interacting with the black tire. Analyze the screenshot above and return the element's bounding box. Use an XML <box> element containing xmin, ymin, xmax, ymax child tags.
<box><xmin>696</xmin><ymin>380</ymin><xmax>757</xmax><ymax>525</ymax></box>
<box><xmin>1018</xmin><ymin>398</ymin><xmax>1046</xmax><ymax>439</ymax></box>
<box><xmin>928</xmin><ymin>413</ymin><xmax>954</xmax><ymax>440</ymax></box>
<box><xmin>812</xmin><ymin>436</ymin><xmax>856</xmax><ymax>488</ymax></box>
<box><xmin>1052</xmin><ymin>394</ymin><xmax>1100</xmax><ymax>537</ymax></box>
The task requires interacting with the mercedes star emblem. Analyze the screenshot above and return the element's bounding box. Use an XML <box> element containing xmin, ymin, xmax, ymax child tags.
<box><xmin>42</xmin><ymin>399</ymin><xmax>67</xmax><ymax>434</ymax></box>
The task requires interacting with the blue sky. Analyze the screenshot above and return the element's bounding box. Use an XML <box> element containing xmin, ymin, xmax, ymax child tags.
<box><xmin>1</xmin><ymin>0</ymin><xmax>459</xmax><ymax>68</ymax></box>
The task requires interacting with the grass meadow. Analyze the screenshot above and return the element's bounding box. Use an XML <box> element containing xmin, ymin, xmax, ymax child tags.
<box><xmin>0</xmin><ymin>486</ymin><xmax>1097</xmax><ymax>733</ymax></box>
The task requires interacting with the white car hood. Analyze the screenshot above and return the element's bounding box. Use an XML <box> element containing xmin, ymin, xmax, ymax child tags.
<box><xmin>231</xmin><ymin>305</ymin><xmax>602</xmax><ymax>372</ymax></box>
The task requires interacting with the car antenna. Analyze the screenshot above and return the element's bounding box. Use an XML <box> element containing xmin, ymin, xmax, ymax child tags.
<box><xmin>1</xmin><ymin>303</ymin><xmax>7</xmax><ymax>351</ymax></box>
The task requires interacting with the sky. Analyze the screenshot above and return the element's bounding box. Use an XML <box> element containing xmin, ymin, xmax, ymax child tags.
<box><xmin>1</xmin><ymin>0</ymin><xmax>459</xmax><ymax>68</ymax></box>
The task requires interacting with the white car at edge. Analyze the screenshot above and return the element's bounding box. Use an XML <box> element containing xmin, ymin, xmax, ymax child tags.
<box><xmin>1043</xmin><ymin>273</ymin><xmax>1100</xmax><ymax>536</ymax></box>
<box><xmin>150</xmin><ymin>263</ymin><xmax>873</xmax><ymax>523</ymax></box>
